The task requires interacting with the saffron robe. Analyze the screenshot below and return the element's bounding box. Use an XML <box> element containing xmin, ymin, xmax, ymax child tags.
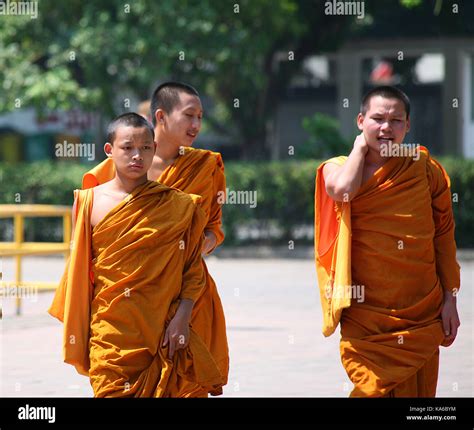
<box><xmin>82</xmin><ymin>147</ymin><xmax>228</xmax><ymax>395</ymax></box>
<box><xmin>49</xmin><ymin>181</ymin><xmax>225</xmax><ymax>397</ymax></box>
<box><xmin>314</xmin><ymin>147</ymin><xmax>460</xmax><ymax>397</ymax></box>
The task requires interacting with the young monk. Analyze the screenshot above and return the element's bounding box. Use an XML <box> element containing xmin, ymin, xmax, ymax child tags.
<box><xmin>81</xmin><ymin>82</ymin><xmax>228</xmax><ymax>396</ymax></box>
<box><xmin>49</xmin><ymin>113</ymin><xmax>224</xmax><ymax>397</ymax></box>
<box><xmin>314</xmin><ymin>86</ymin><xmax>461</xmax><ymax>397</ymax></box>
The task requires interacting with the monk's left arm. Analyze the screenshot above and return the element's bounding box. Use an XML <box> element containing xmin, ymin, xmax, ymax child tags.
<box><xmin>428</xmin><ymin>157</ymin><xmax>460</xmax><ymax>295</ymax></box>
<box><xmin>164</xmin><ymin>205</ymin><xmax>207</xmax><ymax>358</ymax></box>
<box><xmin>180</xmin><ymin>205</ymin><xmax>207</xmax><ymax>302</ymax></box>
<box><xmin>204</xmin><ymin>155</ymin><xmax>226</xmax><ymax>254</ymax></box>
<box><xmin>428</xmin><ymin>157</ymin><xmax>461</xmax><ymax>346</ymax></box>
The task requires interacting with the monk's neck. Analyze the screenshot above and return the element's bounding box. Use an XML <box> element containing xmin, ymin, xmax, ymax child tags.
<box><xmin>365</xmin><ymin>148</ymin><xmax>389</xmax><ymax>169</ymax></box>
<box><xmin>154</xmin><ymin>139</ymin><xmax>180</xmax><ymax>165</ymax></box>
<box><xmin>112</xmin><ymin>173</ymin><xmax>148</xmax><ymax>194</ymax></box>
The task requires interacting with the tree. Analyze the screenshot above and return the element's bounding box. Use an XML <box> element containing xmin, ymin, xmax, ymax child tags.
<box><xmin>0</xmin><ymin>0</ymin><xmax>351</xmax><ymax>158</ymax></box>
<box><xmin>1</xmin><ymin>0</ymin><xmax>473</xmax><ymax>158</ymax></box>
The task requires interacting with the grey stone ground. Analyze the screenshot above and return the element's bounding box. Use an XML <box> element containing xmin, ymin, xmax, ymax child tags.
<box><xmin>1</xmin><ymin>255</ymin><xmax>472</xmax><ymax>397</ymax></box>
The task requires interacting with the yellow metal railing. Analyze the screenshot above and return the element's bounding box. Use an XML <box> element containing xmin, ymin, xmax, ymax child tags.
<box><xmin>0</xmin><ymin>205</ymin><xmax>71</xmax><ymax>315</ymax></box>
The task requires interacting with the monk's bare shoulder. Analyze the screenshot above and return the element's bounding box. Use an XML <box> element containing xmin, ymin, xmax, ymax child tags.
<box><xmin>92</xmin><ymin>181</ymin><xmax>113</xmax><ymax>194</ymax></box>
<box><xmin>321</xmin><ymin>156</ymin><xmax>348</xmax><ymax>180</ymax></box>
<box><xmin>322</xmin><ymin>162</ymin><xmax>341</xmax><ymax>182</ymax></box>
<box><xmin>90</xmin><ymin>182</ymin><xmax>125</xmax><ymax>228</ymax></box>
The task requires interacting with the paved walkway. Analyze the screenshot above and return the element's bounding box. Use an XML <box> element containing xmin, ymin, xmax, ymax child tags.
<box><xmin>1</xmin><ymin>256</ymin><xmax>472</xmax><ymax>397</ymax></box>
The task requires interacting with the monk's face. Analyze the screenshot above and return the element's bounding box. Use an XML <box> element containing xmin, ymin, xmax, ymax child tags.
<box><xmin>156</xmin><ymin>92</ymin><xmax>203</xmax><ymax>148</ymax></box>
<box><xmin>104</xmin><ymin>126</ymin><xmax>156</xmax><ymax>179</ymax></box>
<box><xmin>357</xmin><ymin>95</ymin><xmax>410</xmax><ymax>153</ymax></box>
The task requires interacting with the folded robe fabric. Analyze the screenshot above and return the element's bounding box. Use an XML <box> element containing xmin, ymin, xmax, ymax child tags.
<box><xmin>81</xmin><ymin>147</ymin><xmax>229</xmax><ymax>395</ymax></box>
<box><xmin>49</xmin><ymin>181</ymin><xmax>225</xmax><ymax>397</ymax></box>
<box><xmin>315</xmin><ymin>155</ymin><xmax>352</xmax><ymax>337</ymax></box>
<box><xmin>314</xmin><ymin>147</ymin><xmax>460</xmax><ymax>397</ymax></box>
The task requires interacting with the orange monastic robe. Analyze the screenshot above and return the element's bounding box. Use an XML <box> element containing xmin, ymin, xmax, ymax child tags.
<box><xmin>49</xmin><ymin>181</ymin><xmax>224</xmax><ymax>397</ymax></box>
<box><xmin>82</xmin><ymin>147</ymin><xmax>229</xmax><ymax>395</ymax></box>
<box><xmin>314</xmin><ymin>147</ymin><xmax>460</xmax><ymax>397</ymax></box>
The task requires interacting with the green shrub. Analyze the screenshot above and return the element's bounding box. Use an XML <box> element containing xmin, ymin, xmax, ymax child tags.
<box><xmin>299</xmin><ymin>113</ymin><xmax>352</xmax><ymax>159</ymax></box>
<box><xmin>437</xmin><ymin>157</ymin><xmax>474</xmax><ymax>248</ymax></box>
<box><xmin>1</xmin><ymin>157</ymin><xmax>473</xmax><ymax>247</ymax></box>
<box><xmin>223</xmin><ymin>160</ymin><xmax>316</xmax><ymax>245</ymax></box>
<box><xmin>0</xmin><ymin>161</ymin><xmax>84</xmax><ymax>242</ymax></box>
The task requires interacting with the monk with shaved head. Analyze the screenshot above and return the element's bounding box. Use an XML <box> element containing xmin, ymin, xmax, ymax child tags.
<box><xmin>315</xmin><ymin>86</ymin><xmax>460</xmax><ymax>397</ymax></box>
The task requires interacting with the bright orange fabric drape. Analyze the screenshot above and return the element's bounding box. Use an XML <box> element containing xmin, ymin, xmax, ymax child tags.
<box><xmin>314</xmin><ymin>155</ymin><xmax>352</xmax><ymax>337</ymax></box>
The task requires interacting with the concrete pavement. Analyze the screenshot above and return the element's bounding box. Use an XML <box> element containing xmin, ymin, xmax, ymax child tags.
<box><xmin>1</xmin><ymin>256</ymin><xmax>472</xmax><ymax>397</ymax></box>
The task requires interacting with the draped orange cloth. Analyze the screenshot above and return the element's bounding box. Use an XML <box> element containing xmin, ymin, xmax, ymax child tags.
<box><xmin>315</xmin><ymin>147</ymin><xmax>460</xmax><ymax>397</ymax></box>
<box><xmin>49</xmin><ymin>181</ymin><xmax>225</xmax><ymax>397</ymax></box>
<box><xmin>314</xmin><ymin>155</ymin><xmax>352</xmax><ymax>337</ymax></box>
<box><xmin>82</xmin><ymin>147</ymin><xmax>228</xmax><ymax>395</ymax></box>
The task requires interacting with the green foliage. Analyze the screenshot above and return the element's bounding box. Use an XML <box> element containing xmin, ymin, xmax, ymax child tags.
<box><xmin>358</xmin><ymin>0</ymin><xmax>474</xmax><ymax>38</ymax></box>
<box><xmin>435</xmin><ymin>157</ymin><xmax>474</xmax><ymax>248</ymax></box>
<box><xmin>400</xmin><ymin>0</ymin><xmax>423</xmax><ymax>8</ymax></box>
<box><xmin>0</xmin><ymin>161</ymin><xmax>84</xmax><ymax>205</ymax></box>
<box><xmin>0</xmin><ymin>0</ymin><xmax>350</xmax><ymax>157</ymax></box>
<box><xmin>223</xmin><ymin>160</ymin><xmax>316</xmax><ymax>244</ymax></box>
<box><xmin>0</xmin><ymin>161</ymin><xmax>84</xmax><ymax>242</ymax></box>
<box><xmin>299</xmin><ymin>113</ymin><xmax>352</xmax><ymax>160</ymax></box>
<box><xmin>1</xmin><ymin>158</ymin><xmax>473</xmax><ymax>247</ymax></box>
<box><xmin>2</xmin><ymin>0</ymin><xmax>473</xmax><ymax>157</ymax></box>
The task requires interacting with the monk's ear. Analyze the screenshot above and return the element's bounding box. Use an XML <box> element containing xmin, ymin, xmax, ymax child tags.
<box><xmin>104</xmin><ymin>142</ymin><xmax>113</xmax><ymax>158</ymax></box>
<box><xmin>406</xmin><ymin>117</ymin><xmax>411</xmax><ymax>133</ymax></box>
<box><xmin>155</xmin><ymin>109</ymin><xmax>166</xmax><ymax>125</ymax></box>
<box><xmin>357</xmin><ymin>113</ymin><xmax>364</xmax><ymax>131</ymax></box>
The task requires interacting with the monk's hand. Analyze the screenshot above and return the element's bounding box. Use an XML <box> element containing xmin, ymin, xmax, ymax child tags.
<box><xmin>163</xmin><ymin>298</ymin><xmax>194</xmax><ymax>359</ymax></box>
<box><xmin>354</xmin><ymin>132</ymin><xmax>369</xmax><ymax>155</ymax></box>
<box><xmin>441</xmin><ymin>290</ymin><xmax>460</xmax><ymax>347</ymax></box>
<box><xmin>202</xmin><ymin>230</ymin><xmax>217</xmax><ymax>255</ymax></box>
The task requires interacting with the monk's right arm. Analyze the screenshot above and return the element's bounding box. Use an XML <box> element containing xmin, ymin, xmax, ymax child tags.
<box><xmin>323</xmin><ymin>133</ymin><xmax>368</xmax><ymax>202</ymax></box>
